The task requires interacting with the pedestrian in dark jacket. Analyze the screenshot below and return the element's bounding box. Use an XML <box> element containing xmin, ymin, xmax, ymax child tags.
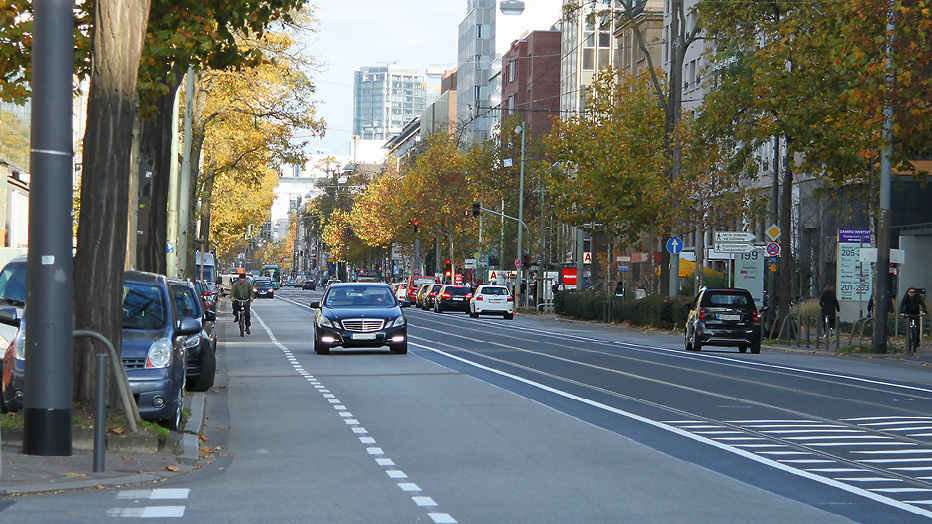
<box><xmin>819</xmin><ymin>286</ymin><xmax>840</xmax><ymax>330</ymax></box>
<box><xmin>899</xmin><ymin>287</ymin><xmax>927</xmax><ymax>316</ymax></box>
<box><xmin>867</xmin><ymin>293</ymin><xmax>893</xmax><ymax>318</ymax></box>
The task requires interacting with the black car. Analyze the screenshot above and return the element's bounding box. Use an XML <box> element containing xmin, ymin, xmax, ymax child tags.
<box><xmin>433</xmin><ymin>285</ymin><xmax>473</xmax><ymax>313</ymax></box>
<box><xmin>685</xmin><ymin>287</ymin><xmax>762</xmax><ymax>354</ymax></box>
<box><xmin>169</xmin><ymin>280</ymin><xmax>217</xmax><ymax>392</ymax></box>
<box><xmin>311</xmin><ymin>283</ymin><xmax>410</xmax><ymax>355</ymax></box>
<box><xmin>254</xmin><ymin>278</ymin><xmax>274</xmax><ymax>298</ymax></box>
<box><xmin>0</xmin><ymin>254</ymin><xmax>26</xmax><ymax>413</ymax></box>
<box><xmin>122</xmin><ymin>271</ymin><xmax>203</xmax><ymax>429</ymax></box>
<box><xmin>302</xmin><ymin>279</ymin><xmax>316</xmax><ymax>290</ymax></box>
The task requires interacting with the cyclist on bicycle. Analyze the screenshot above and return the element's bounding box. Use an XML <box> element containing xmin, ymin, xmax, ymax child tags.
<box><xmin>899</xmin><ymin>287</ymin><xmax>926</xmax><ymax>317</ymax></box>
<box><xmin>231</xmin><ymin>273</ymin><xmax>255</xmax><ymax>335</ymax></box>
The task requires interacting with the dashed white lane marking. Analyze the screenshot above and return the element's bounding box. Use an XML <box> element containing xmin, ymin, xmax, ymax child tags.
<box><xmin>116</xmin><ymin>488</ymin><xmax>190</xmax><ymax>499</ymax></box>
<box><xmin>107</xmin><ymin>507</ymin><xmax>186</xmax><ymax>518</ymax></box>
<box><xmin>110</xmin><ymin>489</ymin><xmax>190</xmax><ymax>518</ymax></box>
<box><xmin>254</xmin><ymin>316</ymin><xmax>461</xmax><ymax>524</ymax></box>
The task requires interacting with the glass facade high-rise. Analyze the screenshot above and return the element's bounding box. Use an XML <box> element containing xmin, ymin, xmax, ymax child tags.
<box><xmin>353</xmin><ymin>66</ymin><xmax>428</xmax><ymax>141</ymax></box>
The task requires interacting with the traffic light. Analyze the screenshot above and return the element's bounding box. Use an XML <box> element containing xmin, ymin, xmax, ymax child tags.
<box><xmin>522</xmin><ymin>254</ymin><xmax>530</xmax><ymax>267</ymax></box>
<box><xmin>472</xmin><ymin>201</ymin><xmax>481</xmax><ymax>216</ymax></box>
<box><xmin>412</xmin><ymin>220</ymin><xmax>419</xmax><ymax>233</ymax></box>
<box><xmin>444</xmin><ymin>259</ymin><xmax>452</xmax><ymax>277</ymax></box>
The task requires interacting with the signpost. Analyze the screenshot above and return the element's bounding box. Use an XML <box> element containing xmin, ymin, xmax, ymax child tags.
<box><xmin>713</xmin><ymin>231</ymin><xmax>755</xmax><ymax>255</ymax></box>
<box><xmin>837</xmin><ymin>229</ymin><xmax>872</xmax><ymax>306</ymax></box>
<box><xmin>736</xmin><ymin>248</ymin><xmax>766</xmax><ymax>307</ymax></box>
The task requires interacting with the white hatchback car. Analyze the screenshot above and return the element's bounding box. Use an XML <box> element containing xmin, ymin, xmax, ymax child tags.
<box><xmin>469</xmin><ymin>285</ymin><xmax>514</xmax><ymax>319</ymax></box>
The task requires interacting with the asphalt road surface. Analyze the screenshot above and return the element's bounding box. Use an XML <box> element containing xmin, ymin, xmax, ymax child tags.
<box><xmin>2</xmin><ymin>286</ymin><xmax>931</xmax><ymax>523</ymax></box>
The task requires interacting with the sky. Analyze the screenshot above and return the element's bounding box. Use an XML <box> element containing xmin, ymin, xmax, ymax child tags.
<box><xmin>301</xmin><ymin>2</ymin><xmax>466</xmax><ymax>156</ymax></box>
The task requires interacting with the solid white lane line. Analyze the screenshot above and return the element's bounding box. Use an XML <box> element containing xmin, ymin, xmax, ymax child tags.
<box><xmin>413</xmin><ymin>342</ymin><xmax>932</xmax><ymax>519</ymax></box>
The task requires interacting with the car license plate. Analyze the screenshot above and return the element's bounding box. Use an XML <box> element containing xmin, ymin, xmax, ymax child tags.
<box><xmin>352</xmin><ymin>333</ymin><xmax>377</xmax><ymax>340</ymax></box>
<box><xmin>490</xmin><ymin>298</ymin><xmax>504</xmax><ymax>303</ymax></box>
<box><xmin>718</xmin><ymin>314</ymin><xmax>740</xmax><ymax>321</ymax></box>
<box><xmin>453</xmin><ymin>297</ymin><xmax>463</xmax><ymax>301</ymax></box>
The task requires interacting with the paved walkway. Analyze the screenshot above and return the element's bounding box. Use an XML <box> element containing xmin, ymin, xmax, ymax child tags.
<box><xmin>0</xmin><ymin>393</ymin><xmax>206</xmax><ymax>496</ymax></box>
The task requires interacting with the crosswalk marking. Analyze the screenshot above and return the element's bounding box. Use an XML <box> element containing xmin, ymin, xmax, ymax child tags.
<box><xmin>110</xmin><ymin>488</ymin><xmax>190</xmax><ymax>518</ymax></box>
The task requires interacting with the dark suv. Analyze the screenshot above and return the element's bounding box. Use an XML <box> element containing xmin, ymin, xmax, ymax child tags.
<box><xmin>684</xmin><ymin>287</ymin><xmax>761</xmax><ymax>354</ymax></box>
<box><xmin>433</xmin><ymin>285</ymin><xmax>473</xmax><ymax>313</ymax></box>
<box><xmin>169</xmin><ymin>279</ymin><xmax>217</xmax><ymax>392</ymax></box>
<box><xmin>122</xmin><ymin>271</ymin><xmax>203</xmax><ymax>429</ymax></box>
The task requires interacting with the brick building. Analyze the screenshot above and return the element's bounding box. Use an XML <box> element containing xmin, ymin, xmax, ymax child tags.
<box><xmin>501</xmin><ymin>29</ymin><xmax>561</xmax><ymax>137</ymax></box>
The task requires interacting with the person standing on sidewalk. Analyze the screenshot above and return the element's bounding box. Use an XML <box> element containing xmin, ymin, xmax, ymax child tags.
<box><xmin>819</xmin><ymin>286</ymin><xmax>840</xmax><ymax>332</ymax></box>
<box><xmin>231</xmin><ymin>273</ymin><xmax>255</xmax><ymax>334</ymax></box>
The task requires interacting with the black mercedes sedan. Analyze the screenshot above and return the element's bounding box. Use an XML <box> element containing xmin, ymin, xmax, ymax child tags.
<box><xmin>310</xmin><ymin>283</ymin><xmax>410</xmax><ymax>355</ymax></box>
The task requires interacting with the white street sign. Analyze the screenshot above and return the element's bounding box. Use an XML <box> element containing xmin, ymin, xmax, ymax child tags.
<box><xmin>714</xmin><ymin>243</ymin><xmax>755</xmax><ymax>254</ymax></box>
<box><xmin>714</xmin><ymin>231</ymin><xmax>755</xmax><ymax>243</ymax></box>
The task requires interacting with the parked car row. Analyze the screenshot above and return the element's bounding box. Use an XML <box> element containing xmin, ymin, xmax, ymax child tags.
<box><xmin>411</xmin><ymin>282</ymin><xmax>515</xmax><ymax>319</ymax></box>
<box><xmin>0</xmin><ymin>256</ymin><xmax>218</xmax><ymax>430</ymax></box>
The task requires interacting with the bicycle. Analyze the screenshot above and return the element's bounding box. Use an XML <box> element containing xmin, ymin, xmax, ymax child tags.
<box><xmin>233</xmin><ymin>298</ymin><xmax>250</xmax><ymax>337</ymax></box>
<box><xmin>903</xmin><ymin>313</ymin><xmax>924</xmax><ymax>354</ymax></box>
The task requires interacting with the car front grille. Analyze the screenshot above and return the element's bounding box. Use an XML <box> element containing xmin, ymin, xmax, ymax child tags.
<box><xmin>341</xmin><ymin>319</ymin><xmax>384</xmax><ymax>332</ymax></box>
<box><xmin>122</xmin><ymin>357</ymin><xmax>146</xmax><ymax>369</ymax></box>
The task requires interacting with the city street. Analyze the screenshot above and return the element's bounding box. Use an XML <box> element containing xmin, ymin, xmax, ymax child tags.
<box><xmin>2</xmin><ymin>287</ymin><xmax>932</xmax><ymax>523</ymax></box>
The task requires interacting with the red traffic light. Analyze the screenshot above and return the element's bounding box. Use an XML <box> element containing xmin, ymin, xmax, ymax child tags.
<box><xmin>413</xmin><ymin>220</ymin><xmax>419</xmax><ymax>226</ymax></box>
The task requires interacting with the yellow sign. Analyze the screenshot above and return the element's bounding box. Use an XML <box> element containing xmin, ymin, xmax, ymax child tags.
<box><xmin>766</xmin><ymin>225</ymin><xmax>781</xmax><ymax>241</ymax></box>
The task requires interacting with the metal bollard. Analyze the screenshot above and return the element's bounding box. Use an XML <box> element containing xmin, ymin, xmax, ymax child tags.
<box><xmin>806</xmin><ymin>314</ymin><xmax>811</xmax><ymax>348</ymax></box>
<box><xmin>94</xmin><ymin>353</ymin><xmax>108</xmax><ymax>472</ymax></box>
<box><xmin>816</xmin><ymin>315</ymin><xmax>821</xmax><ymax>349</ymax></box>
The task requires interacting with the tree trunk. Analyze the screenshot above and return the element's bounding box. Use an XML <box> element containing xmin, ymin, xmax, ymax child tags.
<box><xmin>74</xmin><ymin>0</ymin><xmax>151</xmax><ymax>407</ymax></box>
<box><xmin>138</xmin><ymin>71</ymin><xmax>183</xmax><ymax>273</ymax></box>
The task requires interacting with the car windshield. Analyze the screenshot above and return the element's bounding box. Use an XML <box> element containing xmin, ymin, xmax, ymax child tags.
<box><xmin>447</xmin><ymin>287</ymin><xmax>470</xmax><ymax>295</ymax></box>
<box><xmin>481</xmin><ymin>287</ymin><xmax>509</xmax><ymax>296</ymax></box>
<box><xmin>0</xmin><ymin>261</ymin><xmax>26</xmax><ymax>305</ymax></box>
<box><xmin>123</xmin><ymin>282</ymin><xmax>167</xmax><ymax>329</ymax></box>
<box><xmin>704</xmin><ymin>292</ymin><xmax>751</xmax><ymax>307</ymax></box>
<box><xmin>325</xmin><ymin>287</ymin><xmax>395</xmax><ymax>307</ymax></box>
<box><xmin>170</xmin><ymin>284</ymin><xmax>200</xmax><ymax>319</ymax></box>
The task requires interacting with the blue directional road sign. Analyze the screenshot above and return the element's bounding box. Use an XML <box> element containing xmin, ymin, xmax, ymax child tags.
<box><xmin>666</xmin><ymin>237</ymin><xmax>684</xmax><ymax>255</ymax></box>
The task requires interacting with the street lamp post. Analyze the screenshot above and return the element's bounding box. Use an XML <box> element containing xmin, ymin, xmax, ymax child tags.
<box><xmin>515</xmin><ymin>124</ymin><xmax>526</xmax><ymax>306</ymax></box>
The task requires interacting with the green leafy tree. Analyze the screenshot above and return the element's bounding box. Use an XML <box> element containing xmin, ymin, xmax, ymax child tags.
<box><xmin>696</xmin><ymin>0</ymin><xmax>932</xmax><ymax>320</ymax></box>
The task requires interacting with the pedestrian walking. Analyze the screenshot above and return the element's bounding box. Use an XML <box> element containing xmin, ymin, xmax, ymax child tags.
<box><xmin>819</xmin><ymin>286</ymin><xmax>840</xmax><ymax>332</ymax></box>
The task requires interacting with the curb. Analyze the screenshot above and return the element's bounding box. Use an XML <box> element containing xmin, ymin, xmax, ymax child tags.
<box><xmin>0</xmin><ymin>392</ymin><xmax>207</xmax><ymax>496</ymax></box>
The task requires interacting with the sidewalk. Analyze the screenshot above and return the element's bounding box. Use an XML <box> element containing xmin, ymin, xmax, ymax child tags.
<box><xmin>0</xmin><ymin>392</ymin><xmax>206</xmax><ymax>496</ymax></box>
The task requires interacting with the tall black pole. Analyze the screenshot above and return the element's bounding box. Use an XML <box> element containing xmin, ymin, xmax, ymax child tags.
<box><xmin>873</xmin><ymin>0</ymin><xmax>896</xmax><ymax>354</ymax></box>
<box><xmin>24</xmin><ymin>0</ymin><xmax>76</xmax><ymax>455</ymax></box>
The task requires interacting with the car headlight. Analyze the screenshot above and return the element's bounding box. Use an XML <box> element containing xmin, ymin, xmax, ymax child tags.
<box><xmin>387</xmin><ymin>316</ymin><xmax>406</xmax><ymax>328</ymax></box>
<box><xmin>11</xmin><ymin>329</ymin><xmax>26</xmax><ymax>360</ymax></box>
<box><xmin>146</xmin><ymin>338</ymin><xmax>173</xmax><ymax>368</ymax></box>
<box><xmin>318</xmin><ymin>316</ymin><xmax>334</xmax><ymax>328</ymax></box>
<box><xmin>183</xmin><ymin>334</ymin><xmax>201</xmax><ymax>349</ymax></box>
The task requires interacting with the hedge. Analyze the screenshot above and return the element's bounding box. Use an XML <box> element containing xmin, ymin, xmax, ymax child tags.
<box><xmin>553</xmin><ymin>290</ymin><xmax>691</xmax><ymax>330</ymax></box>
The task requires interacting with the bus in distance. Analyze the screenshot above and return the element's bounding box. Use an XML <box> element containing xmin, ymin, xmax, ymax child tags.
<box><xmin>260</xmin><ymin>264</ymin><xmax>282</xmax><ymax>289</ymax></box>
